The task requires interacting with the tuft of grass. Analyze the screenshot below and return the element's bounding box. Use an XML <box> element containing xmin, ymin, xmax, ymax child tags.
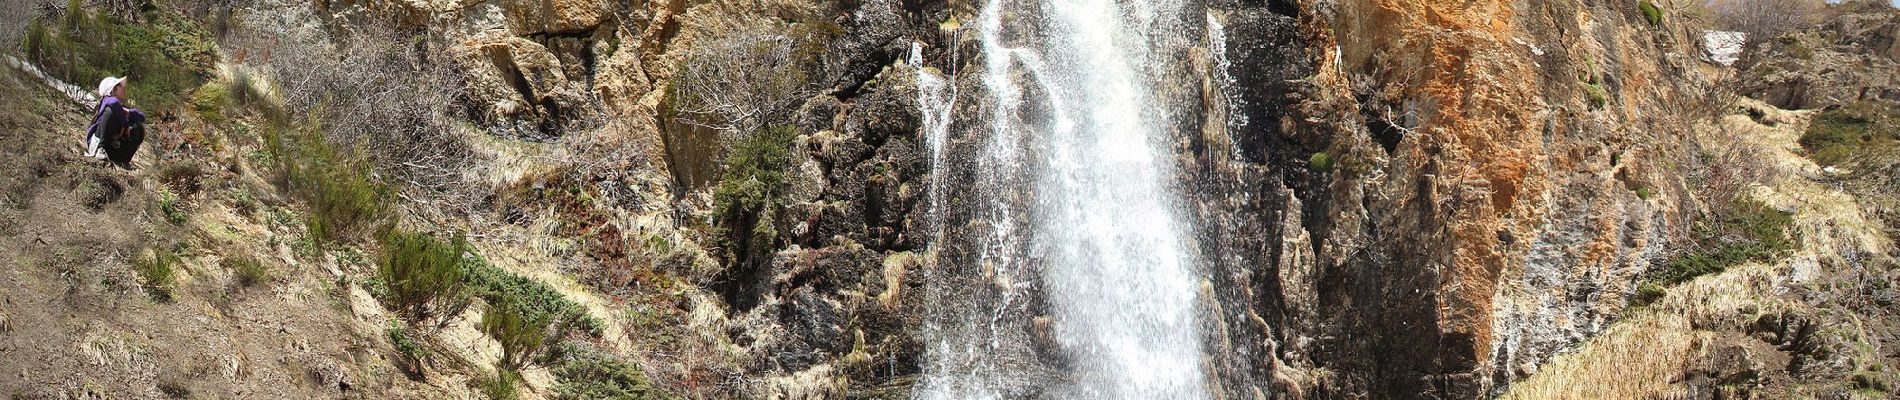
<box><xmin>1638</xmin><ymin>0</ymin><xmax>1664</xmax><ymax>26</ymax></box>
<box><xmin>157</xmin><ymin>161</ymin><xmax>204</xmax><ymax>196</ymax></box>
<box><xmin>375</xmin><ymin>231</ymin><xmax>472</xmax><ymax>327</ymax></box>
<box><xmin>1308</xmin><ymin>151</ymin><xmax>1333</xmax><ymax>172</ymax></box>
<box><xmin>134</xmin><ymin>247</ymin><xmax>180</xmax><ymax>302</ymax></box>
<box><xmin>189</xmin><ymin>82</ymin><xmax>230</xmax><ymax>125</ymax></box>
<box><xmin>1799</xmin><ymin>110</ymin><xmax>1873</xmax><ymax>166</ymax></box>
<box><xmin>222</xmin><ymin>255</ymin><xmax>270</xmax><ymax>288</ymax></box>
<box><xmin>1583</xmin><ymin>81</ymin><xmax>1609</xmax><ymax>108</ymax></box>
<box><xmin>1635</xmin><ymin>186</ymin><xmax>1653</xmax><ymax>200</ymax></box>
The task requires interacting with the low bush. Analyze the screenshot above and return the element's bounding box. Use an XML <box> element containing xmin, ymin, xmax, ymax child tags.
<box><xmin>1800</xmin><ymin>110</ymin><xmax>1873</xmax><ymax>166</ymax></box>
<box><xmin>1645</xmin><ymin>199</ymin><xmax>1793</xmax><ymax>287</ymax></box>
<box><xmin>375</xmin><ymin>231</ymin><xmax>472</xmax><ymax>327</ymax></box>
<box><xmin>386</xmin><ymin>318</ymin><xmax>423</xmax><ymax>362</ymax></box>
<box><xmin>464</xmin><ymin>256</ymin><xmax>603</xmax><ymax>338</ymax></box>
<box><xmin>158</xmin><ymin>189</ymin><xmax>185</xmax><ymax>224</ymax></box>
<box><xmin>482</xmin><ymin>300</ymin><xmax>551</xmax><ymax>371</ymax></box>
<box><xmin>552</xmin><ymin>344</ymin><xmax>673</xmax><ymax>400</ymax></box>
<box><xmin>134</xmin><ymin>247</ymin><xmax>179</xmax><ymax>301</ymax></box>
<box><xmin>475</xmin><ymin>368</ymin><xmax>520</xmax><ymax>400</ymax></box>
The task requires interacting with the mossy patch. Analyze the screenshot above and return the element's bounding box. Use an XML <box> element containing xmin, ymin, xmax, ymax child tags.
<box><xmin>1638</xmin><ymin>1</ymin><xmax>1664</xmax><ymax>26</ymax></box>
<box><xmin>1800</xmin><ymin>110</ymin><xmax>1874</xmax><ymax>166</ymax></box>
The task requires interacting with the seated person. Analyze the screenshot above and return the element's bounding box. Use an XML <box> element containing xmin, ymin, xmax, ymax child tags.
<box><xmin>85</xmin><ymin>76</ymin><xmax>145</xmax><ymax>168</ymax></box>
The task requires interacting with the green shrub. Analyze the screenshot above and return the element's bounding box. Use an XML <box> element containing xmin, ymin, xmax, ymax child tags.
<box><xmin>1638</xmin><ymin>1</ymin><xmax>1664</xmax><ymax>26</ymax></box>
<box><xmin>463</xmin><ymin>256</ymin><xmax>603</xmax><ymax>338</ymax></box>
<box><xmin>1633</xmin><ymin>282</ymin><xmax>1666</xmax><ymax>305</ymax></box>
<box><xmin>223</xmin><ymin>255</ymin><xmax>269</xmax><ymax>287</ymax></box>
<box><xmin>189</xmin><ymin>82</ymin><xmax>230</xmax><ymax>124</ymax></box>
<box><xmin>158</xmin><ymin>190</ymin><xmax>185</xmax><ymax>224</ymax></box>
<box><xmin>134</xmin><ymin>247</ymin><xmax>179</xmax><ymax>301</ymax></box>
<box><xmin>1646</xmin><ymin>199</ymin><xmax>1793</xmax><ymax>287</ymax></box>
<box><xmin>386</xmin><ymin>319</ymin><xmax>423</xmax><ymax>362</ymax></box>
<box><xmin>482</xmin><ymin>300</ymin><xmax>551</xmax><ymax>370</ymax></box>
<box><xmin>1635</xmin><ymin>186</ymin><xmax>1653</xmax><ymax>200</ymax></box>
<box><xmin>1308</xmin><ymin>152</ymin><xmax>1333</xmax><ymax>172</ymax></box>
<box><xmin>711</xmin><ymin>125</ymin><xmax>797</xmax><ymax>268</ymax></box>
<box><xmin>552</xmin><ymin>345</ymin><xmax>673</xmax><ymax>400</ymax></box>
<box><xmin>22</xmin><ymin>19</ymin><xmax>48</xmax><ymax>60</ymax></box>
<box><xmin>268</xmin><ymin>121</ymin><xmax>392</xmax><ymax>244</ymax></box>
<box><xmin>1800</xmin><ymin>110</ymin><xmax>1872</xmax><ymax>166</ymax></box>
<box><xmin>376</xmin><ymin>231</ymin><xmax>472</xmax><ymax>327</ymax></box>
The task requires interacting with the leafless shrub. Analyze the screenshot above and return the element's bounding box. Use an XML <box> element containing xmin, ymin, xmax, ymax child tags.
<box><xmin>666</xmin><ymin>22</ymin><xmax>822</xmax><ymax>138</ymax></box>
<box><xmin>248</xmin><ymin>18</ymin><xmax>481</xmax><ymax>213</ymax></box>
<box><xmin>1710</xmin><ymin>0</ymin><xmax>1825</xmax><ymax>43</ymax></box>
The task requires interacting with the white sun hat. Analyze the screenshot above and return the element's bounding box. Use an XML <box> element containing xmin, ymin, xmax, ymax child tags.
<box><xmin>97</xmin><ymin>76</ymin><xmax>126</xmax><ymax>97</ymax></box>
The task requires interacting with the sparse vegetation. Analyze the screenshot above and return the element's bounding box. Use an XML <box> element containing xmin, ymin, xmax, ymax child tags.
<box><xmin>267</xmin><ymin>119</ymin><xmax>393</xmax><ymax>244</ymax></box>
<box><xmin>135</xmin><ymin>247</ymin><xmax>180</xmax><ymax>301</ymax></box>
<box><xmin>375</xmin><ymin>230</ymin><xmax>472</xmax><ymax>328</ymax></box>
<box><xmin>1712</xmin><ymin>0</ymin><xmax>1824</xmax><ymax>45</ymax></box>
<box><xmin>261</xmin><ymin>23</ymin><xmax>472</xmax><ymax>207</ymax></box>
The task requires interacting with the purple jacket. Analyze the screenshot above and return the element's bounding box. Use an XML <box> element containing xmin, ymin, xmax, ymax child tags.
<box><xmin>87</xmin><ymin>96</ymin><xmax>143</xmax><ymax>142</ymax></box>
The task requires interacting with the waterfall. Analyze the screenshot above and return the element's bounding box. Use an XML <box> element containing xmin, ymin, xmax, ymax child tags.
<box><xmin>916</xmin><ymin>0</ymin><xmax>1208</xmax><ymax>398</ymax></box>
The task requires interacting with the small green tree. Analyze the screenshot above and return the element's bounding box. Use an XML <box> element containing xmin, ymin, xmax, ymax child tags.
<box><xmin>376</xmin><ymin>231</ymin><xmax>471</xmax><ymax>328</ymax></box>
<box><xmin>481</xmin><ymin>299</ymin><xmax>552</xmax><ymax>371</ymax></box>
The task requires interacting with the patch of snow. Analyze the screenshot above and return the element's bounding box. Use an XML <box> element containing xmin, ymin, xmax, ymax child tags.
<box><xmin>1703</xmin><ymin>30</ymin><xmax>1746</xmax><ymax>66</ymax></box>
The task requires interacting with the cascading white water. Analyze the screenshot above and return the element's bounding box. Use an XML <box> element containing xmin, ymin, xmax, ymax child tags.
<box><xmin>915</xmin><ymin>0</ymin><xmax>1208</xmax><ymax>398</ymax></box>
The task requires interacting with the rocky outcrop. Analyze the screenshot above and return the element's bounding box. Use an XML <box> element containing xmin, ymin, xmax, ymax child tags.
<box><xmin>1741</xmin><ymin>5</ymin><xmax>1900</xmax><ymax>110</ymax></box>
